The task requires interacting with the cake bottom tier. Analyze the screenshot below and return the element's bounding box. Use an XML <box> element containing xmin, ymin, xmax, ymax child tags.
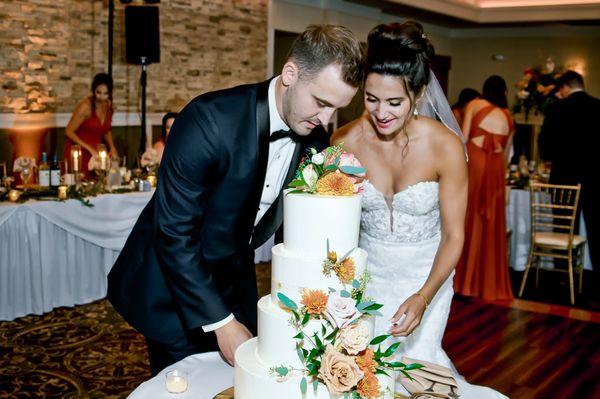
<box><xmin>235</xmin><ymin>338</ymin><xmax>396</xmax><ymax>399</ymax></box>
<box><xmin>235</xmin><ymin>337</ymin><xmax>331</xmax><ymax>399</ymax></box>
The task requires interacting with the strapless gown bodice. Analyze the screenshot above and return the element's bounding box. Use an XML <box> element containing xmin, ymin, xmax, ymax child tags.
<box><xmin>360</xmin><ymin>180</ymin><xmax>440</xmax><ymax>243</ymax></box>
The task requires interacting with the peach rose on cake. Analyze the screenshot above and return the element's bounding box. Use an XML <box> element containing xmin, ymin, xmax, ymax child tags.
<box><xmin>318</xmin><ymin>345</ymin><xmax>364</xmax><ymax>394</ymax></box>
<box><xmin>340</xmin><ymin>320</ymin><xmax>371</xmax><ymax>355</ymax></box>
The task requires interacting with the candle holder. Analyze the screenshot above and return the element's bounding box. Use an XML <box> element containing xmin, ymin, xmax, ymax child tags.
<box><xmin>58</xmin><ymin>185</ymin><xmax>68</xmax><ymax>200</ymax></box>
<box><xmin>165</xmin><ymin>369</ymin><xmax>188</xmax><ymax>394</ymax></box>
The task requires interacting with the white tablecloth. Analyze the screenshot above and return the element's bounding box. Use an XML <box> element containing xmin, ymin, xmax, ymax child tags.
<box><xmin>128</xmin><ymin>351</ymin><xmax>233</xmax><ymax>399</ymax></box>
<box><xmin>0</xmin><ymin>192</ymin><xmax>153</xmax><ymax>320</ymax></box>
<box><xmin>506</xmin><ymin>188</ymin><xmax>592</xmax><ymax>271</ymax></box>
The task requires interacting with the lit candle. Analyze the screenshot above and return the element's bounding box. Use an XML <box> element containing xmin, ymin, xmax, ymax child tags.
<box><xmin>1</xmin><ymin>162</ymin><xmax>6</xmax><ymax>179</ymax></box>
<box><xmin>165</xmin><ymin>370</ymin><xmax>188</xmax><ymax>394</ymax></box>
<box><xmin>8</xmin><ymin>189</ymin><xmax>21</xmax><ymax>202</ymax></box>
<box><xmin>58</xmin><ymin>185</ymin><xmax>68</xmax><ymax>200</ymax></box>
<box><xmin>99</xmin><ymin>150</ymin><xmax>107</xmax><ymax>170</ymax></box>
<box><xmin>72</xmin><ymin>147</ymin><xmax>80</xmax><ymax>172</ymax></box>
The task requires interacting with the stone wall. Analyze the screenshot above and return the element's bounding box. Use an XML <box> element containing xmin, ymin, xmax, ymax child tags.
<box><xmin>0</xmin><ymin>0</ymin><xmax>268</xmax><ymax>114</ymax></box>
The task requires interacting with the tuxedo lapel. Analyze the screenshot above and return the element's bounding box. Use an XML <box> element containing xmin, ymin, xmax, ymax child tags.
<box><xmin>250</xmin><ymin>142</ymin><xmax>303</xmax><ymax>249</ymax></box>
<box><xmin>245</xmin><ymin>80</ymin><xmax>271</xmax><ymax>237</ymax></box>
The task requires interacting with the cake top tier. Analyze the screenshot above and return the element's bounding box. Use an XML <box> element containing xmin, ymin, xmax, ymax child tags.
<box><xmin>283</xmin><ymin>191</ymin><xmax>361</xmax><ymax>257</ymax></box>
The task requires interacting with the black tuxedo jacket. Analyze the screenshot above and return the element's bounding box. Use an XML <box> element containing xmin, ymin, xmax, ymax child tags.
<box><xmin>538</xmin><ymin>91</ymin><xmax>600</xmax><ymax>184</ymax></box>
<box><xmin>107</xmin><ymin>80</ymin><xmax>326</xmax><ymax>344</ymax></box>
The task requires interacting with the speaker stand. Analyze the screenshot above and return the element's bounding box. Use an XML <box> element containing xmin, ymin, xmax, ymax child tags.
<box><xmin>138</xmin><ymin>56</ymin><xmax>148</xmax><ymax>155</ymax></box>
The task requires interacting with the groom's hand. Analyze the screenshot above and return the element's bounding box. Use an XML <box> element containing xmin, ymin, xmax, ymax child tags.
<box><xmin>215</xmin><ymin>318</ymin><xmax>253</xmax><ymax>366</ymax></box>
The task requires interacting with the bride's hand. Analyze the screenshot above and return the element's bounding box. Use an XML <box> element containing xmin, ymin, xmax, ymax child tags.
<box><xmin>389</xmin><ymin>294</ymin><xmax>428</xmax><ymax>337</ymax></box>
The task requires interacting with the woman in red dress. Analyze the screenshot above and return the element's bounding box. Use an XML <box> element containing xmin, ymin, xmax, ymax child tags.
<box><xmin>64</xmin><ymin>73</ymin><xmax>118</xmax><ymax>178</ymax></box>
<box><xmin>455</xmin><ymin>75</ymin><xmax>514</xmax><ymax>300</ymax></box>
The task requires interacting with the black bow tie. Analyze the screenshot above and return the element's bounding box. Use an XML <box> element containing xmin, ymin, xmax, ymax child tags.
<box><xmin>269</xmin><ymin>129</ymin><xmax>300</xmax><ymax>143</ymax></box>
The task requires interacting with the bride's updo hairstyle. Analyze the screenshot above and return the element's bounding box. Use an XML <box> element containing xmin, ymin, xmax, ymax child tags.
<box><xmin>365</xmin><ymin>21</ymin><xmax>435</xmax><ymax>115</ymax></box>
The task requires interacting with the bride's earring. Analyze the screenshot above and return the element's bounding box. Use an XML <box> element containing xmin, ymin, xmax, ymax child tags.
<box><xmin>413</xmin><ymin>107</ymin><xmax>419</xmax><ymax>116</ymax></box>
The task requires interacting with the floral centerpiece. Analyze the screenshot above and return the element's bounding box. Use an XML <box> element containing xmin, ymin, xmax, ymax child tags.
<box><xmin>289</xmin><ymin>144</ymin><xmax>366</xmax><ymax>195</ymax></box>
<box><xmin>512</xmin><ymin>58</ymin><xmax>563</xmax><ymax>118</ymax></box>
<box><xmin>271</xmin><ymin>239</ymin><xmax>422</xmax><ymax>399</ymax></box>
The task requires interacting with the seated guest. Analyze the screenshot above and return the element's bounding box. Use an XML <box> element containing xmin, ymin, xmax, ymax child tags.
<box><xmin>64</xmin><ymin>73</ymin><xmax>118</xmax><ymax>178</ymax></box>
<box><xmin>451</xmin><ymin>88</ymin><xmax>479</xmax><ymax>127</ymax></box>
<box><xmin>153</xmin><ymin>112</ymin><xmax>179</xmax><ymax>162</ymax></box>
<box><xmin>538</xmin><ymin>70</ymin><xmax>599</xmax><ymax>283</ymax></box>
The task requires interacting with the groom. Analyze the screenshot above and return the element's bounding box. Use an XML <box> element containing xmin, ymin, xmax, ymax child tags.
<box><xmin>107</xmin><ymin>25</ymin><xmax>363</xmax><ymax>375</ymax></box>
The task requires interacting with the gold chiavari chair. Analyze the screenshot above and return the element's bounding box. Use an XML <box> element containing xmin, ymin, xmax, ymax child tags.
<box><xmin>518</xmin><ymin>183</ymin><xmax>586</xmax><ymax>305</ymax></box>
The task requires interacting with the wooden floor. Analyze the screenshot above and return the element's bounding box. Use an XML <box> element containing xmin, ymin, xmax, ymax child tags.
<box><xmin>444</xmin><ymin>296</ymin><xmax>600</xmax><ymax>399</ymax></box>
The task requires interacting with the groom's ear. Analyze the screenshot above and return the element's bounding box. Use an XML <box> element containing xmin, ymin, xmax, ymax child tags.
<box><xmin>281</xmin><ymin>61</ymin><xmax>300</xmax><ymax>87</ymax></box>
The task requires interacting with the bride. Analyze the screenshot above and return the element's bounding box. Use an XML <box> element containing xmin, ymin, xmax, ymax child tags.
<box><xmin>332</xmin><ymin>22</ymin><xmax>508</xmax><ymax>399</ymax></box>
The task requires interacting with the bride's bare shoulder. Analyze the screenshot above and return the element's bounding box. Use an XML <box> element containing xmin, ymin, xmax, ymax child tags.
<box><xmin>416</xmin><ymin>116</ymin><xmax>465</xmax><ymax>158</ymax></box>
<box><xmin>331</xmin><ymin>117</ymin><xmax>367</xmax><ymax>148</ymax></box>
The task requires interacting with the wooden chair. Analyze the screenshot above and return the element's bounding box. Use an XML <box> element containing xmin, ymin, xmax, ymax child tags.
<box><xmin>518</xmin><ymin>183</ymin><xmax>586</xmax><ymax>305</ymax></box>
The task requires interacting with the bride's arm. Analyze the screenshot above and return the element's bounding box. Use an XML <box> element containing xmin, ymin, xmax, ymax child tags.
<box><xmin>390</xmin><ymin>131</ymin><xmax>467</xmax><ymax>337</ymax></box>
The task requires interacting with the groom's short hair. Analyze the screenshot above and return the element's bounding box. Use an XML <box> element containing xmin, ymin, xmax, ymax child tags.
<box><xmin>557</xmin><ymin>70</ymin><xmax>584</xmax><ymax>90</ymax></box>
<box><xmin>285</xmin><ymin>25</ymin><xmax>364</xmax><ymax>87</ymax></box>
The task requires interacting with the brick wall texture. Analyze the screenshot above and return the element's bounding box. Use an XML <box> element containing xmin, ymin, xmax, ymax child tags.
<box><xmin>0</xmin><ymin>0</ymin><xmax>268</xmax><ymax>114</ymax></box>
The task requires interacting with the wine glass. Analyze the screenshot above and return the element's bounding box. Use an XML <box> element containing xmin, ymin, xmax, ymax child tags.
<box><xmin>20</xmin><ymin>164</ymin><xmax>32</xmax><ymax>185</ymax></box>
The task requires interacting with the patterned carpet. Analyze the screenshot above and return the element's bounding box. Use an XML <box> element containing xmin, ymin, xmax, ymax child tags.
<box><xmin>0</xmin><ymin>263</ymin><xmax>272</xmax><ymax>398</ymax></box>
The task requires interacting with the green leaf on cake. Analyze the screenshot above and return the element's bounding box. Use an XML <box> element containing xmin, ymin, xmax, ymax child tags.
<box><xmin>296</xmin><ymin>345</ymin><xmax>305</xmax><ymax>363</ymax></box>
<box><xmin>277</xmin><ymin>292</ymin><xmax>298</xmax><ymax>311</ymax></box>
<box><xmin>339</xmin><ymin>165</ymin><xmax>366</xmax><ymax>176</ymax></box>
<box><xmin>313</xmin><ymin>378</ymin><xmax>319</xmax><ymax>394</ymax></box>
<box><xmin>321</xmin><ymin>324</ymin><xmax>326</xmax><ymax>336</ymax></box>
<box><xmin>325</xmin><ymin>328</ymin><xmax>338</xmax><ymax>341</ymax></box>
<box><xmin>344</xmin><ymin>393</ymin><xmax>349</xmax><ymax>399</ymax></box>
<box><xmin>352</xmin><ymin>391</ymin><xmax>361</xmax><ymax>399</ymax></box>
<box><xmin>405</xmin><ymin>363</ymin><xmax>425</xmax><ymax>371</ymax></box>
<box><xmin>382</xmin><ymin>342</ymin><xmax>401</xmax><ymax>358</ymax></box>
<box><xmin>352</xmin><ymin>279</ymin><xmax>360</xmax><ymax>289</ymax></box>
<box><xmin>370</xmin><ymin>334</ymin><xmax>390</xmax><ymax>346</ymax></box>
<box><xmin>356</xmin><ymin>300</ymin><xmax>375</xmax><ymax>312</ymax></box>
<box><xmin>386</xmin><ymin>361</ymin><xmax>406</xmax><ymax>369</ymax></box>
<box><xmin>300</xmin><ymin>377</ymin><xmax>307</xmax><ymax>395</ymax></box>
<box><xmin>375</xmin><ymin>368</ymin><xmax>391</xmax><ymax>377</ymax></box>
<box><xmin>314</xmin><ymin>333</ymin><xmax>324</xmax><ymax>349</ymax></box>
<box><xmin>301</xmin><ymin>312</ymin><xmax>310</xmax><ymax>326</ymax></box>
<box><xmin>274</xmin><ymin>366</ymin><xmax>289</xmax><ymax>377</ymax></box>
<box><xmin>288</xmin><ymin>179</ymin><xmax>306</xmax><ymax>188</ymax></box>
<box><xmin>328</xmin><ymin>287</ymin><xmax>336</xmax><ymax>293</ymax></box>
<box><xmin>294</xmin><ymin>331</ymin><xmax>304</xmax><ymax>339</ymax></box>
<box><xmin>340</xmin><ymin>290</ymin><xmax>351</xmax><ymax>298</ymax></box>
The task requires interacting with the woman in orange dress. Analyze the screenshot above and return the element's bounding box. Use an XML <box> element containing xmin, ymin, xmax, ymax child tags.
<box><xmin>64</xmin><ymin>73</ymin><xmax>118</xmax><ymax>178</ymax></box>
<box><xmin>455</xmin><ymin>75</ymin><xmax>514</xmax><ymax>300</ymax></box>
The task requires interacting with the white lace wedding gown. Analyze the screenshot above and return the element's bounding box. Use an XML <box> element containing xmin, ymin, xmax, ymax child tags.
<box><xmin>360</xmin><ymin>180</ymin><xmax>508</xmax><ymax>399</ymax></box>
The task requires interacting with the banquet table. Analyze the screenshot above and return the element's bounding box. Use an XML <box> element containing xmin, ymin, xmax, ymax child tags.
<box><xmin>127</xmin><ymin>351</ymin><xmax>234</xmax><ymax>399</ymax></box>
<box><xmin>0</xmin><ymin>191</ymin><xmax>153</xmax><ymax>321</ymax></box>
<box><xmin>506</xmin><ymin>188</ymin><xmax>592</xmax><ymax>271</ymax></box>
<box><xmin>1</xmin><ymin>190</ymin><xmax>278</xmax><ymax>321</ymax></box>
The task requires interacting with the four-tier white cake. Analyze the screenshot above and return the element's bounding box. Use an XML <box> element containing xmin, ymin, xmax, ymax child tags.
<box><xmin>234</xmin><ymin>190</ymin><xmax>389</xmax><ymax>398</ymax></box>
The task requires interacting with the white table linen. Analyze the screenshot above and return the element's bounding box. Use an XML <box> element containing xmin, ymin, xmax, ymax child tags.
<box><xmin>506</xmin><ymin>188</ymin><xmax>591</xmax><ymax>271</ymax></box>
<box><xmin>128</xmin><ymin>351</ymin><xmax>233</xmax><ymax>399</ymax></box>
<box><xmin>0</xmin><ymin>192</ymin><xmax>152</xmax><ymax>320</ymax></box>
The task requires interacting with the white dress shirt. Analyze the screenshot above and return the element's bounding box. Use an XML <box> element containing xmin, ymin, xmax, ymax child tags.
<box><xmin>202</xmin><ymin>76</ymin><xmax>297</xmax><ymax>332</ymax></box>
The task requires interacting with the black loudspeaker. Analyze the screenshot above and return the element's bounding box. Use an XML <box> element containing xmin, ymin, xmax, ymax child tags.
<box><xmin>125</xmin><ymin>6</ymin><xmax>160</xmax><ymax>64</ymax></box>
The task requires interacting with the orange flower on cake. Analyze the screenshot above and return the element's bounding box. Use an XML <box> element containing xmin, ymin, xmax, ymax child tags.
<box><xmin>357</xmin><ymin>372</ymin><xmax>381</xmax><ymax>399</ymax></box>
<box><xmin>334</xmin><ymin>257</ymin><xmax>355</xmax><ymax>284</ymax></box>
<box><xmin>301</xmin><ymin>289</ymin><xmax>328</xmax><ymax>316</ymax></box>
<box><xmin>317</xmin><ymin>172</ymin><xmax>355</xmax><ymax>196</ymax></box>
<box><xmin>356</xmin><ymin>348</ymin><xmax>378</xmax><ymax>374</ymax></box>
